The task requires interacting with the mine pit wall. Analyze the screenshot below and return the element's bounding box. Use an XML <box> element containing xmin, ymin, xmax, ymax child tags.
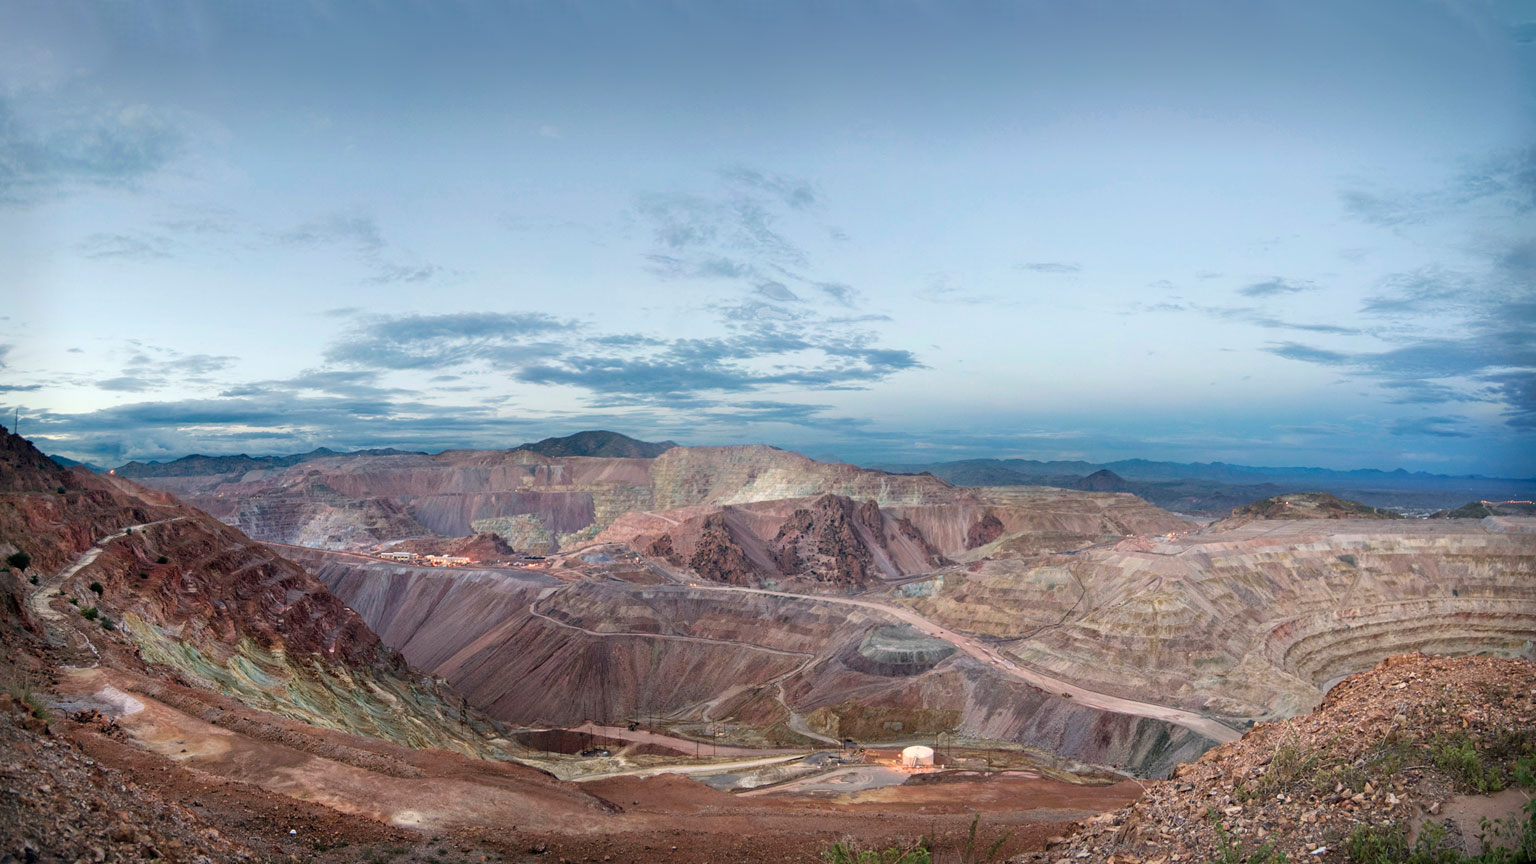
<box><xmin>299</xmin><ymin>549</ymin><xmax>1215</xmax><ymax>776</ymax></box>
<box><xmin>970</xmin><ymin>523</ymin><xmax>1536</xmax><ymax>721</ymax></box>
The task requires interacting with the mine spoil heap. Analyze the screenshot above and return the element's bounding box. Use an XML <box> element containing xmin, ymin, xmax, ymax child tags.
<box><xmin>1021</xmin><ymin>653</ymin><xmax>1536</xmax><ymax>864</ymax></box>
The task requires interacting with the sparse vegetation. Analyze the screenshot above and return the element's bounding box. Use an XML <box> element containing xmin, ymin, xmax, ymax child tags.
<box><xmin>100</xmin><ymin>616</ymin><xmax>115</xmax><ymax>630</ymax></box>
<box><xmin>821</xmin><ymin>838</ymin><xmax>932</xmax><ymax>864</ymax></box>
<box><xmin>80</xmin><ymin>606</ymin><xmax>99</xmax><ymax>620</ymax></box>
<box><xmin>1345</xmin><ymin>801</ymin><xmax>1536</xmax><ymax>864</ymax></box>
<box><xmin>6</xmin><ymin>550</ymin><xmax>29</xmax><ymax>571</ymax></box>
<box><xmin>89</xmin><ymin>581</ymin><xmax>104</xmax><ymax>595</ymax></box>
<box><xmin>1431</xmin><ymin>732</ymin><xmax>1504</xmax><ymax>793</ymax></box>
<box><xmin>156</xmin><ymin>555</ymin><xmax>169</xmax><ymax>564</ymax></box>
<box><xmin>5</xmin><ymin>680</ymin><xmax>50</xmax><ymax>721</ymax></box>
<box><xmin>957</xmin><ymin>814</ymin><xmax>1011</xmax><ymax>864</ymax></box>
<box><xmin>1209</xmin><ymin>813</ymin><xmax>1288</xmax><ymax>864</ymax></box>
<box><xmin>56</xmin><ymin>486</ymin><xmax>66</xmax><ymax>494</ymax></box>
<box><xmin>138</xmin><ymin>571</ymin><xmax>148</xmax><ymax>579</ymax></box>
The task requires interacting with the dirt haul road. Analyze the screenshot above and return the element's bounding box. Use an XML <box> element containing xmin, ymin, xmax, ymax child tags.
<box><xmin>659</xmin><ymin>583</ymin><xmax>1243</xmax><ymax>744</ymax></box>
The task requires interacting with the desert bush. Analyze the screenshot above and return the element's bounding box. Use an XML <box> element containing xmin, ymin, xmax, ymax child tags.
<box><xmin>822</xmin><ymin>837</ymin><xmax>932</xmax><ymax>864</ymax></box>
<box><xmin>89</xmin><ymin>581</ymin><xmax>103</xmax><ymax>595</ymax></box>
<box><xmin>80</xmin><ymin>606</ymin><xmax>98</xmax><ymax>620</ymax></box>
<box><xmin>5</xmin><ymin>551</ymin><xmax>29</xmax><ymax>571</ymax></box>
<box><xmin>156</xmin><ymin>555</ymin><xmax>169</xmax><ymax>564</ymax></box>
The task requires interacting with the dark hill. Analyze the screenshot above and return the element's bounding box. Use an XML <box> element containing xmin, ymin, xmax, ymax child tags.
<box><xmin>513</xmin><ymin>430</ymin><xmax>677</xmax><ymax>459</ymax></box>
<box><xmin>1072</xmin><ymin>469</ymin><xmax>1128</xmax><ymax>492</ymax></box>
<box><xmin>1229</xmin><ymin>492</ymin><xmax>1402</xmax><ymax>521</ymax></box>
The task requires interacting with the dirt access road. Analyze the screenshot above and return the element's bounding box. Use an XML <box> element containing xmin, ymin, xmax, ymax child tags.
<box><xmin>660</xmin><ymin>583</ymin><xmax>1243</xmax><ymax>744</ymax></box>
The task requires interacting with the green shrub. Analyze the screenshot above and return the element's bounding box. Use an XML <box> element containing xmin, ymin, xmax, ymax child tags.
<box><xmin>156</xmin><ymin>555</ymin><xmax>169</xmax><ymax>565</ymax></box>
<box><xmin>100</xmin><ymin>617</ymin><xmax>115</xmax><ymax>630</ymax></box>
<box><xmin>1345</xmin><ymin>823</ymin><xmax>1409</xmax><ymax>864</ymax></box>
<box><xmin>822</xmin><ymin>838</ymin><xmax>932</xmax><ymax>864</ymax></box>
<box><xmin>80</xmin><ymin>606</ymin><xmax>98</xmax><ymax>620</ymax></box>
<box><xmin>56</xmin><ymin>486</ymin><xmax>65</xmax><ymax>494</ymax></box>
<box><xmin>138</xmin><ymin>571</ymin><xmax>148</xmax><ymax>580</ymax></box>
<box><xmin>1432</xmin><ymin>734</ymin><xmax>1503</xmax><ymax>793</ymax></box>
<box><xmin>5</xmin><ymin>551</ymin><xmax>29</xmax><ymax>572</ymax></box>
<box><xmin>89</xmin><ymin>581</ymin><xmax>104</xmax><ymax>595</ymax></box>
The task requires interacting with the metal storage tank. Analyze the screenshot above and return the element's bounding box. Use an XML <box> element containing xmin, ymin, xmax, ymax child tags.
<box><xmin>900</xmin><ymin>745</ymin><xmax>934</xmax><ymax>768</ymax></box>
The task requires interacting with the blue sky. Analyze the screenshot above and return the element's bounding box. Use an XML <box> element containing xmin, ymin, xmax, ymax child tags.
<box><xmin>2</xmin><ymin>1</ymin><xmax>1534</xmax><ymax>475</ymax></box>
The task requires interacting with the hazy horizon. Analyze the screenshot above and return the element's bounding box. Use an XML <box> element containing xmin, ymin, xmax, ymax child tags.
<box><xmin>4</xmin><ymin>2</ymin><xmax>1534</xmax><ymax>475</ymax></box>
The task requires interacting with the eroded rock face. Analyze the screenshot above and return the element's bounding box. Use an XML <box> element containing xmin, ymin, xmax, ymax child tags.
<box><xmin>687</xmin><ymin>513</ymin><xmax>759</xmax><ymax>586</ymax></box>
<box><xmin>965</xmin><ymin>511</ymin><xmax>1005</xmax><ymax>549</ymax></box>
<box><xmin>769</xmin><ymin>494</ymin><xmax>877</xmax><ymax>586</ymax></box>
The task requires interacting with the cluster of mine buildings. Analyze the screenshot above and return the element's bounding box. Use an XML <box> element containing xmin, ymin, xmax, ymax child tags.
<box><xmin>377</xmin><ymin>551</ymin><xmax>473</xmax><ymax>567</ymax></box>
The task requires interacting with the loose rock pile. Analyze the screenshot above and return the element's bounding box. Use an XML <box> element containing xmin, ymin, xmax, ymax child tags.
<box><xmin>1016</xmin><ymin>654</ymin><xmax>1536</xmax><ymax>864</ymax></box>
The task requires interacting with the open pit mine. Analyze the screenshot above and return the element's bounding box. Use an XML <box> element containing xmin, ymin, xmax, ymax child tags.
<box><xmin>5</xmin><ymin>429</ymin><xmax>1535</xmax><ymax>862</ymax></box>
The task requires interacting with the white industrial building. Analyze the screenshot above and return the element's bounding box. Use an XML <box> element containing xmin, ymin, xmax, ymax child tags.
<box><xmin>900</xmin><ymin>745</ymin><xmax>934</xmax><ymax>768</ymax></box>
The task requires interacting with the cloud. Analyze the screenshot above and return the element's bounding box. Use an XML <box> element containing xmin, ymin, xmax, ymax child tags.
<box><xmin>364</xmin><ymin>263</ymin><xmax>443</xmax><ymax>285</ymax></box>
<box><xmin>76</xmin><ymin>232</ymin><xmax>173</xmax><ymax>260</ymax></box>
<box><xmin>0</xmin><ymin>98</ymin><xmax>183</xmax><ymax>204</ymax></box>
<box><xmin>1340</xmin><ymin>147</ymin><xmax>1536</xmax><ymax>227</ymax></box>
<box><xmin>1197</xmin><ymin>305</ymin><xmax>1361</xmax><ymax>335</ymax></box>
<box><xmin>1240</xmin><ymin>278</ymin><xmax>1316</xmax><ymax>297</ymax></box>
<box><xmin>1390</xmin><ymin>416</ymin><xmax>1473</xmax><ymax>438</ymax></box>
<box><xmin>1360</xmin><ymin>267</ymin><xmax>1473</xmax><ymax>316</ymax></box>
<box><xmin>0</xmin><ymin>384</ymin><xmax>41</xmax><ymax>392</ymax></box>
<box><xmin>634</xmin><ymin>168</ymin><xmax>863</xmax><ymax>313</ymax></box>
<box><xmin>324</xmin><ymin>312</ymin><xmax>569</xmax><ymax>371</ymax></box>
<box><xmin>0</xmin><ymin>344</ymin><xmax>9</xmax><ymax>367</ymax></box>
<box><xmin>754</xmin><ymin>281</ymin><xmax>800</xmax><ymax>302</ymax></box>
<box><xmin>323</xmin><ymin>310</ymin><xmax>919</xmax><ymax>404</ymax></box>
<box><xmin>1265</xmin><ymin>342</ymin><xmax>1351</xmax><ymax>365</ymax></box>
<box><xmin>1016</xmin><ymin>261</ymin><xmax>1081</xmax><ymax>274</ymax></box>
<box><xmin>718</xmin><ymin>166</ymin><xmax>819</xmax><ymax>210</ymax></box>
<box><xmin>273</xmin><ymin>213</ymin><xmax>383</xmax><ymax>252</ymax></box>
<box><xmin>97</xmin><ymin>376</ymin><xmax>157</xmax><ymax>392</ymax></box>
<box><xmin>222</xmin><ymin>369</ymin><xmax>411</xmax><ymax>399</ymax></box>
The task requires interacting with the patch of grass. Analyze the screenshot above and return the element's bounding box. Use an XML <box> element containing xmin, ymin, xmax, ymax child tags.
<box><xmin>1240</xmin><ymin>737</ymin><xmax>1320</xmax><ymax>801</ymax></box>
<box><xmin>1345</xmin><ymin>823</ymin><xmax>1410</xmax><ymax>864</ymax></box>
<box><xmin>1346</xmin><ymin>802</ymin><xmax>1536</xmax><ymax>864</ymax></box>
<box><xmin>1432</xmin><ymin>733</ymin><xmax>1504</xmax><ymax>793</ymax></box>
<box><xmin>822</xmin><ymin>836</ymin><xmax>932</xmax><ymax>864</ymax></box>
<box><xmin>5</xmin><ymin>681</ymin><xmax>50</xmax><ymax>721</ymax></box>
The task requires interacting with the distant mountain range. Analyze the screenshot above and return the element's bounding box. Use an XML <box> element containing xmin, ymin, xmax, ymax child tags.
<box><xmin>99</xmin><ymin>430</ymin><xmax>676</xmax><ymax>479</ymax></box>
<box><xmin>867</xmin><ymin>458</ymin><xmax>1536</xmax><ymax>515</ymax></box>
<box><xmin>53</xmin><ymin>432</ymin><xmax>1536</xmax><ymax>516</ymax></box>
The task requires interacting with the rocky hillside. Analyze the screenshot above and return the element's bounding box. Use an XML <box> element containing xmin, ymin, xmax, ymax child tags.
<box><xmin>1226</xmin><ymin>492</ymin><xmax>1404</xmax><ymax>522</ymax></box>
<box><xmin>1020</xmin><ymin>653</ymin><xmax>1536</xmax><ymax>864</ymax></box>
<box><xmin>0</xmin><ymin>428</ymin><xmax>515</xmax><ymax>757</ymax></box>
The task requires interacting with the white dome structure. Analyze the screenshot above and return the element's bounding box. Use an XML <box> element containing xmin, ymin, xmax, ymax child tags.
<box><xmin>900</xmin><ymin>745</ymin><xmax>934</xmax><ymax>768</ymax></box>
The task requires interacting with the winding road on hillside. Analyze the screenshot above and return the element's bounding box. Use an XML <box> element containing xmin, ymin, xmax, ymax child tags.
<box><xmin>27</xmin><ymin>518</ymin><xmax>186</xmax><ymax>659</ymax></box>
<box><xmin>655</xmin><ymin>583</ymin><xmax>1243</xmax><ymax>744</ymax></box>
<box><xmin>269</xmin><ymin>542</ymin><xmax>1241</xmax><ymax>745</ymax></box>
